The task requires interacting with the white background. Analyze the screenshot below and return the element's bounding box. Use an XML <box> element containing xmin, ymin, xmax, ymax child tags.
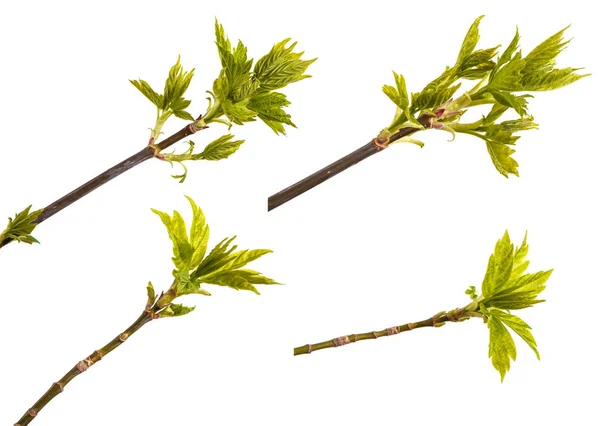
<box><xmin>1</xmin><ymin>0</ymin><xmax>598</xmax><ymax>424</ymax></box>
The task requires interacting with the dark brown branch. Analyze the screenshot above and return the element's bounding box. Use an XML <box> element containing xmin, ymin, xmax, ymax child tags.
<box><xmin>1</xmin><ymin>121</ymin><xmax>201</xmax><ymax>250</ymax></box>
<box><xmin>267</xmin><ymin>115</ymin><xmax>434</xmax><ymax>211</ymax></box>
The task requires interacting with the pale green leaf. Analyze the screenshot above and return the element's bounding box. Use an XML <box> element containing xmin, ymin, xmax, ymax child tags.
<box><xmin>130</xmin><ymin>79</ymin><xmax>163</xmax><ymax>107</ymax></box>
<box><xmin>497</xmin><ymin>28</ymin><xmax>520</xmax><ymax>71</ymax></box>
<box><xmin>199</xmin><ymin>134</ymin><xmax>244</xmax><ymax>160</ymax></box>
<box><xmin>0</xmin><ymin>205</ymin><xmax>43</xmax><ymax>245</ymax></box>
<box><xmin>248</xmin><ymin>91</ymin><xmax>295</xmax><ymax>135</ymax></box>
<box><xmin>382</xmin><ymin>84</ymin><xmax>400</xmax><ymax>106</ymax></box>
<box><xmin>511</xmin><ymin>232</ymin><xmax>529</xmax><ymax>278</ymax></box>
<box><xmin>163</xmin><ymin>56</ymin><xmax>195</xmax><ymax>109</ymax></box>
<box><xmin>455</xmin><ymin>16</ymin><xmax>485</xmax><ymax>66</ymax></box>
<box><xmin>490</xmin><ymin>90</ymin><xmax>530</xmax><ymax>116</ymax></box>
<box><xmin>151</xmin><ymin>208</ymin><xmax>193</xmax><ymax>273</ymax></box>
<box><xmin>254</xmin><ymin>38</ymin><xmax>316</xmax><ymax>92</ymax></box>
<box><xmin>482</xmin><ymin>231</ymin><xmax>514</xmax><ymax>296</ymax></box>
<box><xmin>146</xmin><ymin>282</ymin><xmax>156</xmax><ymax>306</ymax></box>
<box><xmin>485</xmin><ymin>270</ymin><xmax>552</xmax><ymax>310</ymax></box>
<box><xmin>173</xmin><ymin>110</ymin><xmax>194</xmax><ymax>121</ymax></box>
<box><xmin>185</xmin><ymin>196</ymin><xmax>210</xmax><ymax>269</ymax></box>
<box><xmin>488</xmin><ymin>314</ymin><xmax>517</xmax><ymax>381</ymax></box>
<box><xmin>493</xmin><ymin>310</ymin><xmax>540</xmax><ymax>360</ymax></box>
<box><xmin>486</xmin><ymin>141</ymin><xmax>519</xmax><ymax>178</ymax></box>
<box><xmin>160</xmin><ymin>303</ymin><xmax>196</xmax><ymax>318</ymax></box>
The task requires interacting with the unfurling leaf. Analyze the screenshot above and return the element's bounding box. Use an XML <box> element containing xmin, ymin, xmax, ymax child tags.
<box><xmin>159</xmin><ymin>303</ymin><xmax>196</xmax><ymax>318</ymax></box>
<box><xmin>146</xmin><ymin>282</ymin><xmax>157</xmax><ymax>307</ymax></box>
<box><xmin>455</xmin><ymin>16</ymin><xmax>485</xmax><ymax>67</ymax></box>
<box><xmin>0</xmin><ymin>205</ymin><xmax>43</xmax><ymax>245</ymax></box>
<box><xmin>161</xmin><ymin>135</ymin><xmax>244</xmax><ymax>182</ymax></box>
<box><xmin>199</xmin><ymin>135</ymin><xmax>244</xmax><ymax>160</ymax></box>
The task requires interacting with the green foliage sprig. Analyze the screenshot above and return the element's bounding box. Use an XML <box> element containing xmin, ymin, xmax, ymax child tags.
<box><xmin>0</xmin><ymin>206</ymin><xmax>43</xmax><ymax>246</ymax></box>
<box><xmin>2</xmin><ymin>19</ymin><xmax>314</xmax><ymax>249</ymax></box>
<box><xmin>13</xmin><ymin>196</ymin><xmax>278</xmax><ymax>425</ymax></box>
<box><xmin>131</xmin><ymin>19</ymin><xmax>316</xmax><ymax>182</ymax></box>
<box><xmin>381</xmin><ymin>16</ymin><xmax>588</xmax><ymax>177</ymax></box>
<box><xmin>294</xmin><ymin>231</ymin><xmax>551</xmax><ymax>382</ymax></box>
<box><xmin>268</xmin><ymin>16</ymin><xmax>588</xmax><ymax>210</ymax></box>
<box><xmin>150</xmin><ymin>196</ymin><xmax>279</xmax><ymax>315</ymax></box>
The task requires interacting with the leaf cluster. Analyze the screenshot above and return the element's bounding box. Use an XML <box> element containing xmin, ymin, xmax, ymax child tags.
<box><xmin>0</xmin><ymin>205</ymin><xmax>43</xmax><ymax>245</ymax></box>
<box><xmin>150</xmin><ymin>196</ymin><xmax>279</xmax><ymax>317</ymax></box>
<box><xmin>130</xmin><ymin>20</ymin><xmax>315</xmax><ymax>183</ymax></box>
<box><xmin>211</xmin><ymin>20</ymin><xmax>316</xmax><ymax>135</ymax></box>
<box><xmin>380</xmin><ymin>16</ymin><xmax>587</xmax><ymax>177</ymax></box>
<box><xmin>470</xmin><ymin>231</ymin><xmax>552</xmax><ymax>381</ymax></box>
<box><xmin>130</xmin><ymin>56</ymin><xmax>196</xmax><ymax>128</ymax></box>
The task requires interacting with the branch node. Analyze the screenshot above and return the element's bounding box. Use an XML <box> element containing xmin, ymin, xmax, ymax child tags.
<box><xmin>385</xmin><ymin>326</ymin><xmax>400</xmax><ymax>336</ymax></box>
<box><xmin>372</xmin><ymin>331</ymin><xmax>378</xmax><ymax>339</ymax></box>
<box><xmin>189</xmin><ymin>121</ymin><xmax>209</xmax><ymax>134</ymax></box>
<box><xmin>407</xmin><ymin>323</ymin><xmax>416</xmax><ymax>330</ymax></box>
<box><xmin>332</xmin><ymin>336</ymin><xmax>351</xmax><ymax>347</ymax></box>
<box><xmin>27</xmin><ymin>408</ymin><xmax>37</xmax><ymax>417</ymax></box>
<box><xmin>371</xmin><ymin>138</ymin><xmax>389</xmax><ymax>151</ymax></box>
<box><xmin>447</xmin><ymin>308</ymin><xmax>465</xmax><ymax>322</ymax></box>
<box><xmin>54</xmin><ymin>382</ymin><xmax>64</xmax><ymax>393</ymax></box>
<box><xmin>76</xmin><ymin>360</ymin><xmax>89</xmax><ymax>373</ymax></box>
<box><xmin>119</xmin><ymin>333</ymin><xmax>129</xmax><ymax>342</ymax></box>
<box><xmin>307</xmin><ymin>344</ymin><xmax>312</xmax><ymax>354</ymax></box>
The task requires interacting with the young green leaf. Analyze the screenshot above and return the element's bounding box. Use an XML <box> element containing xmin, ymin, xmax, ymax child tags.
<box><xmin>481</xmin><ymin>230</ymin><xmax>514</xmax><ymax>297</ymax></box>
<box><xmin>487</xmin><ymin>314</ymin><xmax>517</xmax><ymax>382</ymax></box>
<box><xmin>492</xmin><ymin>310</ymin><xmax>540</xmax><ymax>360</ymax></box>
<box><xmin>247</xmin><ymin>91</ymin><xmax>295</xmax><ymax>135</ymax></box>
<box><xmin>455</xmin><ymin>16</ymin><xmax>485</xmax><ymax>67</ymax></box>
<box><xmin>161</xmin><ymin>135</ymin><xmax>245</xmax><ymax>183</ymax></box>
<box><xmin>129</xmin><ymin>79</ymin><xmax>163</xmax><ymax>108</ymax></box>
<box><xmin>511</xmin><ymin>232</ymin><xmax>530</xmax><ymax>278</ymax></box>
<box><xmin>163</xmin><ymin>56</ymin><xmax>195</xmax><ymax>110</ymax></box>
<box><xmin>160</xmin><ymin>303</ymin><xmax>196</xmax><ymax>317</ymax></box>
<box><xmin>253</xmin><ymin>38</ymin><xmax>316</xmax><ymax>92</ymax></box>
<box><xmin>0</xmin><ymin>205</ymin><xmax>43</xmax><ymax>245</ymax></box>
<box><xmin>485</xmin><ymin>140</ymin><xmax>519</xmax><ymax>177</ymax></box>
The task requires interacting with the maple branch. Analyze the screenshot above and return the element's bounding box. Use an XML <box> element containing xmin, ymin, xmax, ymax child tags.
<box><xmin>294</xmin><ymin>311</ymin><xmax>463</xmax><ymax>356</ymax></box>
<box><xmin>268</xmin><ymin>115</ymin><xmax>434</xmax><ymax>211</ymax></box>
<box><xmin>14</xmin><ymin>306</ymin><xmax>158</xmax><ymax>425</ymax></box>
<box><xmin>0</xmin><ymin>119</ymin><xmax>205</xmax><ymax>250</ymax></box>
